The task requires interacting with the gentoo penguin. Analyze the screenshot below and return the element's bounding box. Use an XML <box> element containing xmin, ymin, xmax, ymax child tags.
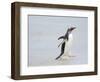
<box><xmin>56</xmin><ymin>27</ymin><xmax>76</xmax><ymax>60</ymax></box>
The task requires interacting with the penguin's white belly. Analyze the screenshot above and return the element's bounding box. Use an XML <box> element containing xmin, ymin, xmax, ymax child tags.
<box><xmin>63</xmin><ymin>34</ymin><xmax>73</xmax><ymax>57</ymax></box>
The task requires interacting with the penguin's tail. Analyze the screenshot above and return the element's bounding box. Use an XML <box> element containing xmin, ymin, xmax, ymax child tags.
<box><xmin>55</xmin><ymin>53</ymin><xmax>63</xmax><ymax>60</ymax></box>
<box><xmin>55</xmin><ymin>56</ymin><xmax>60</xmax><ymax>60</ymax></box>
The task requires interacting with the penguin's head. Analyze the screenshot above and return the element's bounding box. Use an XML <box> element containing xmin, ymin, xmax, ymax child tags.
<box><xmin>69</xmin><ymin>27</ymin><xmax>76</xmax><ymax>31</ymax></box>
<box><xmin>67</xmin><ymin>27</ymin><xmax>76</xmax><ymax>34</ymax></box>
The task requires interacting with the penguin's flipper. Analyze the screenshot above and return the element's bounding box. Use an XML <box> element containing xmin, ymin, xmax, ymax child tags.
<box><xmin>56</xmin><ymin>42</ymin><xmax>65</xmax><ymax>60</ymax></box>
<box><xmin>58</xmin><ymin>36</ymin><xmax>64</xmax><ymax>40</ymax></box>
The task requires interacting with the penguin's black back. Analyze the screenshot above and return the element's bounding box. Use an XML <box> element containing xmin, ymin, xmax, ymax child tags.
<box><xmin>65</xmin><ymin>29</ymin><xmax>69</xmax><ymax>41</ymax></box>
<box><xmin>61</xmin><ymin>42</ymin><xmax>65</xmax><ymax>53</ymax></box>
<box><xmin>55</xmin><ymin>42</ymin><xmax>65</xmax><ymax>60</ymax></box>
